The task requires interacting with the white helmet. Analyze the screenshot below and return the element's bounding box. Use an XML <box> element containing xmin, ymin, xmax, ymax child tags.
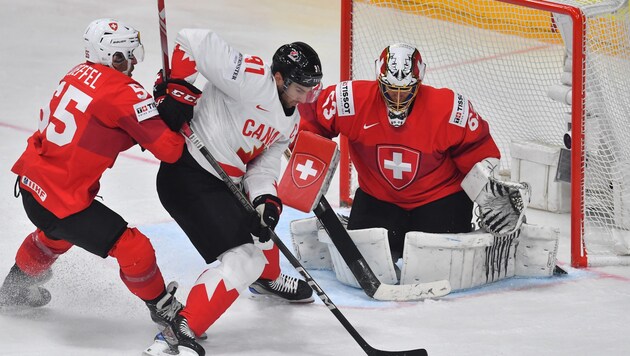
<box><xmin>375</xmin><ymin>43</ymin><xmax>426</xmax><ymax>127</ymax></box>
<box><xmin>83</xmin><ymin>18</ymin><xmax>144</xmax><ymax>67</ymax></box>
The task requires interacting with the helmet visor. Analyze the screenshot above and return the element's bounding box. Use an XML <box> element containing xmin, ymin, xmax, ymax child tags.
<box><xmin>105</xmin><ymin>31</ymin><xmax>144</xmax><ymax>63</ymax></box>
<box><xmin>112</xmin><ymin>44</ymin><xmax>144</xmax><ymax>65</ymax></box>
<box><xmin>305</xmin><ymin>82</ymin><xmax>323</xmax><ymax>103</ymax></box>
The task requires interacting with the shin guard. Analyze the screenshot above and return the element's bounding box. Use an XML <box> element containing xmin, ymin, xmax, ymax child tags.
<box><xmin>108</xmin><ymin>228</ymin><xmax>165</xmax><ymax>301</ymax></box>
<box><xmin>15</xmin><ymin>229</ymin><xmax>72</xmax><ymax>276</ymax></box>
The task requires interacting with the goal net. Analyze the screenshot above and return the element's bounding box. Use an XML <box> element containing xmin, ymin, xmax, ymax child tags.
<box><xmin>340</xmin><ymin>0</ymin><xmax>630</xmax><ymax>267</ymax></box>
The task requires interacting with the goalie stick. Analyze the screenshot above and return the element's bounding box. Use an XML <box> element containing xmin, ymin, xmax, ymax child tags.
<box><xmin>154</xmin><ymin>2</ymin><xmax>428</xmax><ymax>355</ymax></box>
<box><xmin>313</xmin><ymin>196</ymin><xmax>450</xmax><ymax>300</ymax></box>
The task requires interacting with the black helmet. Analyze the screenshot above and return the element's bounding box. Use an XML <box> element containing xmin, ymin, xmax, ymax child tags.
<box><xmin>271</xmin><ymin>42</ymin><xmax>322</xmax><ymax>87</ymax></box>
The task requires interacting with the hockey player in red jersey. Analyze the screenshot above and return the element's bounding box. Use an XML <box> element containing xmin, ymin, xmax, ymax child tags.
<box><xmin>149</xmin><ymin>29</ymin><xmax>322</xmax><ymax>355</ymax></box>
<box><xmin>298</xmin><ymin>43</ymin><xmax>529</xmax><ymax>263</ymax></box>
<box><xmin>0</xmin><ymin>18</ymin><xmax>187</xmax><ymax>333</ymax></box>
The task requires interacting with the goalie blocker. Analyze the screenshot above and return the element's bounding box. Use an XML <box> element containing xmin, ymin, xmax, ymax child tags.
<box><xmin>277</xmin><ymin>131</ymin><xmax>339</xmax><ymax>213</ymax></box>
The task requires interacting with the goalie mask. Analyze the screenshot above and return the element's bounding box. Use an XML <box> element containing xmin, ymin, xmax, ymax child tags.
<box><xmin>83</xmin><ymin>19</ymin><xmax>145</xmax><ymax>73</ymax></box>
<box><xmin>376</xmin><ymin>43</ymin><xmax>426</xmax><ymax>127</ymax></box>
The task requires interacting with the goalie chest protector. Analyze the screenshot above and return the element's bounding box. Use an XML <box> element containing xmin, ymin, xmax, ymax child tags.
<box><xmin>278</xmin><ymin>131</ymin><xmax>339</xmax><ymax>212</ymax></box>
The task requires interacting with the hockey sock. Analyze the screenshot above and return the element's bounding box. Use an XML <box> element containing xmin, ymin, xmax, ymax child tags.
<box><xmin>15</xmin><ymin>229</ymin><xmax>72</xmax><ymax>276</ymax></box>
<box><xmin>258</xmin><ymin>243</ymin><xmax>280</xmax><ymax>280</ymax></box>
<box><xmin>108</xmin><ymin>227</ymin><xmax>165</xmax><ymax>301</ymax></box>
<box><xmin>181</xmin><ymin>244</ymin><xmax>266</xmax><ymax>335</ymax></box>
<box><xmin>180</xmin><ymin>271</ymin><xmax>239</xmax><ymax>336</ymax></box>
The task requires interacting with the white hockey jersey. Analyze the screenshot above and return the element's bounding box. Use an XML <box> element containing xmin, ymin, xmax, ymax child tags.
<box><xmin>173</xmin><ymin>29</ymin><xmax>299</xmax><ymax>200</ymax></box>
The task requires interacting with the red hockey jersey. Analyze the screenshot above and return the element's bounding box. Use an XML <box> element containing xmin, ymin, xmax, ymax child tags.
<box><xmin>12</xmin><ymin>62</ymin><xmax>184</xmax><ymax>218</ymax></box>
<box><xmin>298</xmin><ymin>80</ymin><xmax>500</xmax><ymax>210</ymax></box>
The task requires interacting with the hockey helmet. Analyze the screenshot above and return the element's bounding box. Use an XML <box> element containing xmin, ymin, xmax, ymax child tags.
<box><xmin>272</xmin><ymin>42</ymin><xmax>323</xmax><ymax>88</ymax></box>
<box><xmin>376</xmin><ymin>43</ymin><xmax>426</xmax><ymax>127</ymax></box>
<box><xmin>83</xmin><ymin>18</ymin><xmax>144</xmax><ymax>67</ymax></box>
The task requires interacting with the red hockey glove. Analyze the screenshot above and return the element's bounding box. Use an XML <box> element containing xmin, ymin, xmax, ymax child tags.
<box><xmin>250</xmin><ymin>194</ymin><xmax>283</xmax><ymax>243</ymax></box>
<box><xmin>153</xmin><ymin>70</ymin><xmax>168</xmax><ymax>105</ymax></box>
<box><xmin>153</xmin><ymin>70</ymin><xmax>202</xmax><ymax>132</ymax></box>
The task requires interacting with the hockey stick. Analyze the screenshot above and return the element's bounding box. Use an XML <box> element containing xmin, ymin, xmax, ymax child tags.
<box><xmin>283</xmin><ymin>150</ymin><xmax>450</xmax><ymax>301</ymax></box>
<box><xmin>155</xmin><ymin>2</ymin><xmax>427</xmax><ymax>355</ymax></box>
<box><xmin>180</xmin><ymin>124</ymin><xmax>428</xmax><ymax>356</ymax></box>
<box><xmin>157</xmin><ymin>0</ymin><xmax>171</xmax><ymax>79</ymax></box>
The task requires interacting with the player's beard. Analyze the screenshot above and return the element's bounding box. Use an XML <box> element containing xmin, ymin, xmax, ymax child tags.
<box><xmin>278</xmin><ymin>88</ymin><xmax>298</xmax><ymax>109</ymax></box>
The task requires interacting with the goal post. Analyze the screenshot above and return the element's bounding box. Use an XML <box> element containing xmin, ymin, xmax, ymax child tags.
<box><xmin>339</xmin><ymin>0</ymin><xmax>630</xmax><ymax>267</ymax></box>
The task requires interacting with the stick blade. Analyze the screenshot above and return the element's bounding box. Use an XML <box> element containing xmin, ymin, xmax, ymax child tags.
<box><xmin>371</xmin><ymin>279</ymin><xmax>451</xmax><ymax>301</ymax></box>
<box><xmin>368</xmin><ymin>347</ymin><xmax>428</xmax><ymax>356</ymax></box>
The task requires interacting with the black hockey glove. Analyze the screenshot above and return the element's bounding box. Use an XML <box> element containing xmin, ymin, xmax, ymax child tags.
<box><xmin>250</xmin><ymin>194</ymin><xmax>283</xmax><ymax>243</ymax></box>
<box><xmin>153</xmin><ymin>71</ymin><xmax>202</xmax><ymax>132</ymax></box>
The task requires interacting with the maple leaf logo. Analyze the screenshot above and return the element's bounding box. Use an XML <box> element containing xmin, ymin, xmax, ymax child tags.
<box><xmin>236</xmin><ymin>145</ymin><xmax>265</xmax><ymax>164</ymax></box>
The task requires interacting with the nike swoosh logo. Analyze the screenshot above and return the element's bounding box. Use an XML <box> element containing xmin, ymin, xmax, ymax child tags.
<box><xmin>363</xmin><ymin>122</ymin><xmax>379</xmax><ymax>129</ymax></box>
<box><xmin>256</xmin><ymin>104</ymin><xmax>269</xmax><ymax>112</ymax></box>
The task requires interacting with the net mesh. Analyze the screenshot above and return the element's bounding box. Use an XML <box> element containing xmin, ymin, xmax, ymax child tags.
<box><xmin>344</xmin><ymin>0</ymin><xmax>630</xmax><ymax>264</ymax></box>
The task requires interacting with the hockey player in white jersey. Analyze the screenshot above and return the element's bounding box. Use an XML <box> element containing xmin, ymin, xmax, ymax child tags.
<box><xmin>151</xmin><ymin>28</ymin><xmax>322</xmax><ymax>355</ymax></box>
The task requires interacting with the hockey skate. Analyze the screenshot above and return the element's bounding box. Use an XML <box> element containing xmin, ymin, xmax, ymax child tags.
<box><xmin>143</xmin><ymin>314</ymin><xmax>205</xmax><ymax>356</ymax></box>
<box><xmin>0</xmin><ymin>264</ymin><xmax>52</xmax><ymax>309</ymax></box>
<box><xmin>146</xmin><ymin>281</ymin><xmax>207</xmax><ymax>341</ymax></box>
<box><xmin>146</xmin><ymin>281</ymin><xmax>183</xmax><ymax>330</ymax></box>
<box><xmin>249</xmin><ymin>273</ymin><xmax>314</xmax><ymax>303</ymax></box>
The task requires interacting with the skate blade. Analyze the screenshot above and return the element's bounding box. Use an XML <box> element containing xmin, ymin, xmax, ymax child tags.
<box><xmin>143</xmin><ymin>336</ymin><xmax>200</xmax><ymax>356</ymax></box>
<box><xmin>248</xmin><ymin>287</ymin><xmax>314</xmax><ymax>304</ymax></box>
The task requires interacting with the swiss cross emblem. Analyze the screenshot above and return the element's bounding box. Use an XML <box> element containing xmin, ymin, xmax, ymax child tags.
<box><xmin>377</xmin><ymin>145</ymin><xmax>420</xmax><ymax>190</ymax></box>
<box><xmin>291</xmin><ymin>153</ymin><xmax>325</xmax><ymax>188</ymax></box>
<box><xmin>109</xmin><ymin>22</ymin><xmax>118</xmax><ymax>31</ymax></box>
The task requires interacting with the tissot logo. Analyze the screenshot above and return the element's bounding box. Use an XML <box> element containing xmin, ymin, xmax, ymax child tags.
<box><xmin>449</xmin><ymin>93</ymin><xmax>468</xmax><ymax>128</ymax></box>
<box><xmin>337</xmin><ymin>81</ymin><xmax>355</xmax><ymax>117</ymax></box>
<box><xmin>135</xmin><ymin>101</ymin><xmax>157</xmax><ymax>114</ymax></box>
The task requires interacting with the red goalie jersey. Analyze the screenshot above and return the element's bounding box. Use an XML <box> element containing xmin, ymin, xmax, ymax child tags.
<box><xmin>12</xmin><ymin>63</ymin><xmax>184</xmax><ymax>218</ymax></box>
<box><xmin>298</xmin><ymin>80</ymin><xmax>500</xmax><ymax>210</ymax></box>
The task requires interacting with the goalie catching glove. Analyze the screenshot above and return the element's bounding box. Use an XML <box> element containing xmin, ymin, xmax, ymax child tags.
<box><xmin>461</xmin><ymin>158</ymin><xmax>530</xmax><ymax>236</ymax></box>
<box><xmin>250</xmin><ymin>194</ymin><xmax>283</xmax><ymax>243</ymax></box>
<box><xmin>153</xmin><ymin>70</ymin><xmax>202</xmax><ymax>132</ymax></box>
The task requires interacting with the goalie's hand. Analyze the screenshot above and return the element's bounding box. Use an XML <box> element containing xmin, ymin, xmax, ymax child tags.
<box><xmin>153</xmin><ymin>70</ymin><xmax>202</xmax><ymax>132</ymax></box>
<box><xmin>250</xmin><ymin>194</ymin><xmax>283</xmax><ymax>243</ymax></box>
<box><xmin>476</xmin><ymin>178</ymin><xmax>530</xmax><ymax>236</ymax></box>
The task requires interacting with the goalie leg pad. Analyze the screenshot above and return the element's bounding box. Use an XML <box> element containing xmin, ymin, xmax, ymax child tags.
<box><xmin>401</xmin><ymin>231</ymin><xmax>492</xmax><ymax>291</ymax></box>
<box><xmin>515</xmin><ymin>223</ymin><xmax>559</xmax><ymax>277</ymax></box>
<box><xmin>318</xmin><ymin>227</ymin><xmax>397</xmax><ymax>288</ymax></box>
<box><xmin>290</xmin><ymin>217</ymin><xmax>332</xmax><ymax>270</ymax></box>
<box><xmin>401</xmin><ymin>230</ymin><xmax>518</xmax><ymax>291</ymax></box>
